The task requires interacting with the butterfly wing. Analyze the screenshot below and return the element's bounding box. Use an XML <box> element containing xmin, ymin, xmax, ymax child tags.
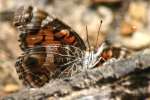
<box><xmin>14</xmin><ymin>6</ymin><xmax>86</xmax><ymax>51</ymax></box>
<box><xmin>15</xmin><ymin>45</ymin><xmax>84</xmax><ymax>87</ymax></box>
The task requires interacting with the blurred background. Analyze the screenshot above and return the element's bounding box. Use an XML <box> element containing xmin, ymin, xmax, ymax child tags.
<box><xmin>0</xmin><ymin>0</ymin><xmax>150</xmax><ymax>96</ymax></box>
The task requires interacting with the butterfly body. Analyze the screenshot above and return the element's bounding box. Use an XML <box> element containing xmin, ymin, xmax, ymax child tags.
<box><xmin>14</xmin><ymin>6</ymin><xmax>128</xmax><ymax>87</ymax></box>
<box><xmin>14</xmin><ymin>6</ymin><xmax>87</xmax><ymax>87</ymax></box>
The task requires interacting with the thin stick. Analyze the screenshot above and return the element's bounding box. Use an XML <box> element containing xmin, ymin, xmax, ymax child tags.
<box><xmin>86</xmin><ymin>25</ymin><xmax>91</xmax><ymax>51</ymax></box>
<box><xmin>94</xmin><ymin>20</ymin><xmax>103</xmax><ymax>49</ymax></box>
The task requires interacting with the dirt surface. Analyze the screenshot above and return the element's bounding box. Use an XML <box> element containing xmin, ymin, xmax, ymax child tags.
<box><xmin>1</xmin><ymin>52</ymin><xmax>150</xmax><ymax>99</ymax></box>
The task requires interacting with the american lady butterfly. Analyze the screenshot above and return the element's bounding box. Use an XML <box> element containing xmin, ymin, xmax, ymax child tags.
<box><xmin>14</xmin><ymin>6</ymin><xmax>128</xmax><ymax>87</ymax></box>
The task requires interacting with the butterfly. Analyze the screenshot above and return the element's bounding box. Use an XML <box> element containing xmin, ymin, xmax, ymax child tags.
<box><xmin>14</xmin><ymin>6</ymin><xmax>128</xmax><ymax>87</ymax></box>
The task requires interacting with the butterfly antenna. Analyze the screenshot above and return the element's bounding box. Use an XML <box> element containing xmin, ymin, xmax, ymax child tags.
<box><xmin>86</xmin><ymin>25</ymin><xmax>91</xmax><ymax>51</ymax></box>
<box><xmin>94</xmin><ymin>20</ymin><xmax>103</xmax><ymax>49</ymax></box>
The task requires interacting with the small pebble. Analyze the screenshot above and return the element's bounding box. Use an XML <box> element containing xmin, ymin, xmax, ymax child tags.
<box><xmin>120</xmin><ymin>21</ymin><xmax>137</xmax><ymax>36</ymax></box>
<box><xmin>120</xmin><ymin>31</ymin><xmax>150</xmax><ymax>50</ymax></box>
<box><xmin>128</xmin><ymin>1</ymin><xmax>147</xmax><ymax>22</ymax></box>
<box><xmin>3</xmin><ymin>84</ymin><xmax>20</xmax><ymax>93</ymax></box>
<box><xmin>91</xmin><ymin>0</ymin><xmax>121</xmax><ymax>4</ymax></box>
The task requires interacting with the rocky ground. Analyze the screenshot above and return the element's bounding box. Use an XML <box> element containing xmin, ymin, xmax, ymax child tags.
<box><xmin>1</xmin><ymin>51</ymin><xmax>150</xmax><ymax>99</ymax></box>
<box><xmin>0</xmin><ymin>0</ymin><xmax>150</xmax><ymax>99</ymax></box>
